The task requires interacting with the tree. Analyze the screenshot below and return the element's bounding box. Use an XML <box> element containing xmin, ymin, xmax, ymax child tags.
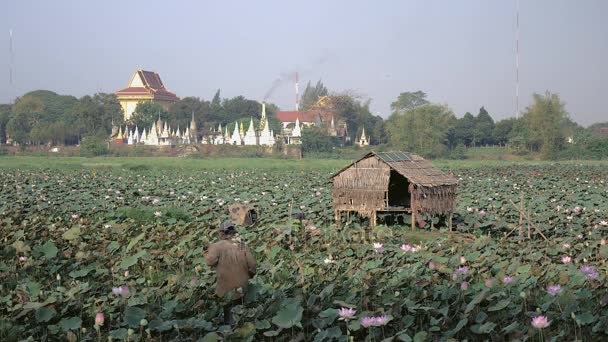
<box><xmin>169</xmin><ymin>97</ymin><xmax>210</xmax><ymax>131</ymax></box>
<box><xmin>452</xmin><ymin>112</ymin><xmax>475</xmax><ymax>147</ymax></box>
<box><xmin>0</xmin><ymin>104</ymin><xmax>11</xmax><ymax>144</ymax></box>
<box><xmin>371</xmin><ymin>116</ymin><xmax>387</xmax><ymax>144</ymax></box>
<box><xmin>210</xmin><ymin>89</ymin><xmax>222</xmax><ymax>116</ymax></box>
<box><xmin>473</xmin><ymin>106</ymin><xmax>495</xmax><ymax>146</ymax></box>
<box><xmin>221</xmin><ymin>96</ymin><xmax>261</xmax><ymax>124</ymax></box>
<box><xmin>299</xmin><ymin>80</ymin><xmax>328</xmax><ymax>111</ymax></box>
<box><xmin>129</xmin><ymin>102</ymin><xmax>167</xmax><ymax>129</ymax></box>
<box><xmin>521</xmin><ymin>92</ymin><xmax>570</xmax><ymax>156</ymax></box>
<box><xmin>493</xmin><ymin>118</ymin><xmax>517</xmax><ymax>146</ymax></box>
<box><xmin>390</xmin><ymin>91</ymin><xmax>429</xmax><ymax>114</ymax></box>
<box><xmin>301</xmin><ymin>126</ymin><xmax>339</xmax><ymax>153</ymax></box>
<box><xmin>6</xmin><ymin>111</ymin><xmax>33</xmax><ymax>145</ymax></box>
<box><xmin>386</xmin><ymin>104</ymin><xmax>457</xmax><ymax>158</ymax></box>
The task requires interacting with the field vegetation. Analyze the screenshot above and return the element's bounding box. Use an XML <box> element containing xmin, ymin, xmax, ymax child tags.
<box><xmin>1</xmin><ymin>158</ymin><xmax>608</xmax><ymax>341</ymax></box>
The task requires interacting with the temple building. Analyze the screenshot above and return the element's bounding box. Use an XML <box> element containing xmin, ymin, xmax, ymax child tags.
<box><xmin>115</xmin><ymin>69</ymin><xmax>179</xmax><ymax>121</ymax></box>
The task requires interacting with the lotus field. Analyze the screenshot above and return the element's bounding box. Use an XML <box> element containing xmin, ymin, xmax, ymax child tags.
<box><xmin>1</xmin><ymin>161</ymin><xmax>608</xmax><ymax>341</ymax></box>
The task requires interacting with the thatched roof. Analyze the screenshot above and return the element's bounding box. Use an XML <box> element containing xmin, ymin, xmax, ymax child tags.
<box><xmin>330</xmin><ymin>151</ymin><xmax>457</xmax><ymax>188</ymax></box>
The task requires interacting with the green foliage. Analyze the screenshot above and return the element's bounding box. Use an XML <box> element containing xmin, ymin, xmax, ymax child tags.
<box><xmin>473</xmin><ymin>107</ymin><xmax>495</xmax><ymax>146</ymax></box>
<box><xmin>521</xmin><ymin>92</ymin><xmax>570</xmax><ymax>156</ymax></box>
<box><xmin>301</xmin><ymin>126</ymin><xmax>340</xmax><ymax>153</ymax></box>
<box><xmin>80</xmin><ymin>135</ymin><xmax>108</xmax><ymax>157</ymax></box>
<box><xmin>450</xmin><ymin>144</ymin><xmax>468</xmax><ymax>160</ymax></box>
<box><xmin>299</xmin><ymin>80</ymin><xmax>328</xmax><ymax>111</ymax></box>
<box><xmin>130</xmin><ymin>102</ymin><xmax>167</xmax><ymax>129</ymax></box>
<box><xmin>2</xmin><ymin>162</ymin><xmax>608</xmax><ymax>340</ymax></box>
<box><xmin>387</xmin><ymin>104</ymin><xmax>456</xmax><ymax>158</ymax></box>
<box><xmin>1</xmin><ymin>91</ymin><xmax>120</xmax><ymax>146</ymax></box>
<box><xmin>390</xmin><ymin>91</ymin><xmax>429</xmax><ymax>113</ymax></box>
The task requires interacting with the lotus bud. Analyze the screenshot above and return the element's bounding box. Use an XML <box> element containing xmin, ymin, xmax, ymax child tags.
<box><xmin>56</xmin><ymin>274</ymin><xmax>61</xmax><ymax>281</ymax></box>
<box><xmin>140</xmin><ymin>319</ymin><xmax>148</xmax><ymax>326</ymax></box>
<box><xmin>124</xmin><ymin>270</ymin><xmax>129</xmax><ymax>277</ymax></box>
<box><xmin>128</xmin><ymin>328</ymin><xmax>135</xmax><ymax>336</ymax></box>
<box><xmin>602</xmin><ymin>239</ymin><xmax>606</xmax><ymax>246</ymax></box>
<box><xmin>460</xmin><ymin>256</ymin><xmax>466</xmax><ymax>264</ymax></box>
<box><xmin>95</xmin><ymin>312</ymin><xmax>104</xmax><ymax>326</ymax></box>
<box><xmin>81</xmin><ymin>327</ymin><xmax>87</xmax><ymax>334</ymax></box>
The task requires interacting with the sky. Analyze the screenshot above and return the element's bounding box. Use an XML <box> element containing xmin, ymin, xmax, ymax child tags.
<box><xmin>0</xmin><ymin>0</ymin><xmax>606</xmax><ymax>126</ymax></box>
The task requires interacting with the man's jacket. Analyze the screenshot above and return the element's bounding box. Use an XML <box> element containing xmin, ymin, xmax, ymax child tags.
<box><xmin>205</xmin><ymin>237</ymin><xmax>256</xmax><ymax>297</ymax></box>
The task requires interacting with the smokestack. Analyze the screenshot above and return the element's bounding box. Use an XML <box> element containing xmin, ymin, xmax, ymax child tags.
<box><xmin>295</xmin><ymin>72</ymin><xmax>300</xmax><ymax>111</ymax></box>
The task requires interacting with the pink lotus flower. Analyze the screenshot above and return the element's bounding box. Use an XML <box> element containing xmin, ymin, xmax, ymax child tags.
<box><xmin>71</xmin><ymin>214</ymin><xmax>79</xmax><ymax>219</ymax></box>
<box><xmin>400</xmin><ymin>244</ymin><xmax>412</xmax><ymax>252</ymax></box>
<box><xmin>460</xmin><ymin>256</ymin><xmax>466</xmax><ymax>264</ymax></box>
<box><xmin>95</xmin><ymin>312</ymin><xmax>105</xmax><ymax>326</ymax></box>
<box><xmin>561</xmin><ymin>256</ymin><xmax>572</xmax><ymax>264</ymax></box>
<box><xmin>562</xmin><ymin>243</ymin><xmax>571</xmax><ymax>249</ymax></box>
<box><xmin>485</xmin><ymin>278</ymin><xmax>494</xmax><ymax>288</ymax></box>
<box><xmin>337</xmin><ymin>307</ymin><xmax>357</xmax><ymax>320</ymax></box>
<box><xmin>600</xmin><ymin>221</ymin><xmax>608</xmax><ymax>226</ymax></box>
<box><xmin>456</xmin><ymin>266</ymin><xmax>469</xmax><ymax>275</ymax></box>
<box><xmin>461</xmin><ymin>281</ymin><xmax>469</xmax><ymax>290</ymax></box>
<box><xmin>360</xmin><ymin>315</ymin><xmax>391</xmax><ymax>327</ymax></box>
<box><xmin>152</xmin><ymin>199</ymin><xmax>160</xmax><ymax>205</ymax></box>
<box><xmin>428</xmin><ymin>261</ymin><xmax>436</xmax><ymax>270</ymax></box>
<box><xmin>112</xmin><ymin>285</ymin><xmax>130</xmax><ymax>296</ymax></box>
<box><xmin>601</xmin><ymin>239</ymin><xmax>606</xmax><ymax>246</ymax></box>
<box><xmin>124</xmin><ymin>270</ymin><xmax>129</xmax><ymax>277</ymax></box>
<box><xmin>154</xmin><ymin>211</ymin><xmax>162</xmax><ymax>217</ymax></box>
<box><xmin>502</xmin><ymin>276</ymin><xmax>514</xmax><ymax>284</ymax></box>
<box><xmin>546</xmin><ymin>285</ymin><xmax>562</xmax><ymax>296</ymax></box>
<box><xmin>191</xmin><ymin>278</ymin><xmax>197</xmax><ymax>286</ymax></box>
<box><xmin>531</xmin><ymin>315</ymin><xmax>550</xmax><ymax>329</ymax></box>
<box><xmin>580</xmin><ymin>265</ymin><xmax>599</xmax><ymax>280</ymax></box>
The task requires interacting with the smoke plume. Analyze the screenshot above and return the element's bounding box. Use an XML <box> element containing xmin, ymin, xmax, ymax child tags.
<box><xmin>262</xmin><ymin>54</ymin><xmax>329</xmax><ymax>101</ymax></box>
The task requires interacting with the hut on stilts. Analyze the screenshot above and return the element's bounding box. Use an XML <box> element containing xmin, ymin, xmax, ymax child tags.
<box><xmin>329</xmin><ymin>151</ymin><xmax>458</xmax><ymax>229</ymax></box>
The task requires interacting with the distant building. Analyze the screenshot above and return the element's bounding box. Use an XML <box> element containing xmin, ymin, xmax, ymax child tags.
<box><xmin>276</xmin><ymin>110</ymin><xmax>350</xmax><ymax>144</ymax></box>
<box><xmin>593</xmin><ymin>127</ymin><xmax>608</xmax><ymax>136</ymax></box>
<box><xmin>115</xmin><ymin>69</ymin><xmax>179</xmax><ymax>121</ymax></box>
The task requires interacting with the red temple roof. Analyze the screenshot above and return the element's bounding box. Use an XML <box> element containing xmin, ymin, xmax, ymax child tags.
<box><xmin>115</xmin><ymin>70</ymin><xmax>179</xmax><ymax>102</ymax></box>
<box><xmin>276</xmin><ymin>111</ymin><xmax>319</xmax><ymax>123</ymax></box>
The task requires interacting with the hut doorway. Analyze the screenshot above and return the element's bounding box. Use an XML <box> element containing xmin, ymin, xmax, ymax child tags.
<box><xmin>388</xmin><ymin>170</ymin><xmax>410</xmax><ymax>208</ymax></box>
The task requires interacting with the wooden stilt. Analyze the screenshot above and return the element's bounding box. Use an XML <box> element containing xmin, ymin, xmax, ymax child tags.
<box><xmin>371</xmin><ymin>211</ymin><xmax>377</xmax><ymax>227</ymax></box>
<box><xmin>448</xmin><ymin>212</ymin><xmax>453</xmax><ymax>231</ymax></box>
<box><xmin>431</xmin><ymin>218</ymin><xmax>434</xmax><ymax>229</ymax></box>
<box><xmin>411</xmin><ymin>210</ymin><xmax>415</xmax><ymax>230</ymax></box>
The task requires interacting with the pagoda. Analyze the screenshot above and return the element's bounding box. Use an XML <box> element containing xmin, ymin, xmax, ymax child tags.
<box><xmin>115</xmin><ymin>69</ymin><xmax>179</xmax><ymax>121</ymax></box>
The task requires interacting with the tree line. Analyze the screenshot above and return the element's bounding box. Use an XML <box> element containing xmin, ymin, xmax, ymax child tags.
<box><xmin>385</xmin><ymin>90</ymin><xmax>608</xmax><ymax>159</ymax></box>
<box><xmin>1</xmin><ymin>86</ymin><xmax>607</xmax><ymax>160</ymax></box>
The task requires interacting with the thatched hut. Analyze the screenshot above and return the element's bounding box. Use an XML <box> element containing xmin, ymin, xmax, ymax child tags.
<box><xmin>329</xmin><ymin>151</ymin><xmax>458</xmax><ymax>228</ymax></box>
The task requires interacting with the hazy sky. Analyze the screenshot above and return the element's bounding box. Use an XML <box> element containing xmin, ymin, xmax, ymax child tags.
<box><xmin>1</xmin><ymin>0</ymin><xmax>606</xmax><ymax>126</ymax></box>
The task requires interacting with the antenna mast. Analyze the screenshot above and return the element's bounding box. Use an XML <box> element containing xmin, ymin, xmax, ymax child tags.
<box><xmin>515</xmin><ymin>0</ymin><xmax>520</xmax><ymax>118</ymax></box>
<box><xmin>9</xmin><ymin>29</ymin><xmax>15</xmax><ymax>103</ymax></box>
<box><xmin>295</xmin><ymin>71</ymin><xmax>300</xmax><ymax>111</ymax></box>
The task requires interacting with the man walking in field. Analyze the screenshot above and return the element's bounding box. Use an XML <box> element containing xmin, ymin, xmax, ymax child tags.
<box><xmin>205</xmin><ymin>221</ymin><xmax>256</xmax><ymax>325</ymax></box>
